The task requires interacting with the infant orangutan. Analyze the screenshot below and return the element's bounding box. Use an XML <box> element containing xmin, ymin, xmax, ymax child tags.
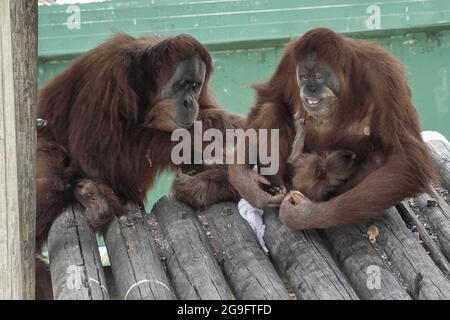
<box><xmin>288</xmin><ymin>118</ymin><xmax>357</xmax><ymax>202</ymax></box>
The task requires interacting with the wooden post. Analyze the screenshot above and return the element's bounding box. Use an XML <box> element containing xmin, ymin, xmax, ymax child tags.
<box><xmin>0</xmin><ymin>0</ymin><xmax>37</xmax><ymax>299</ymax></box>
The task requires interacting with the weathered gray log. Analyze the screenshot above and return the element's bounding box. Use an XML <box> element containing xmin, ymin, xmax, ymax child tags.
<box><xmin>153</xmin><ymin>197</ymin><xmax>234</xmax><ymax>300</ymax></box>
<box><xmin>104</xmin><ymin>203</ymin><xmax>173</xmax><ymax>300</ymax></box>
<box><xmin>323</xmin><ymin>225</ymin><xmax>411</xmax><ymax>300</ymax></box>
<box><xmin>427</xmin><ymin>139</ymin><xmax>450</xmax><ymax>190</ymax></box>
<box><xmin>48</xmin><ymin>204</ymin><xmax>109</xmax><ymax>300</ymax></box>
<box><xmin>369</xmin><ymin>207</ymin><xmax>450</xmax><ymax>299</ymax></box>
<box><xmin>264</xmin><ymin>209</ymin><xmax>358</xmax><ymax>300</ymax></box>
<box><xmin>398</xmin><ymin>198</ymin><xmax>450</xmax><ymax>274</ymax></box>
<box><xmin>201</xmin><ymin>203</ymin><xmax>290</xmax><ymax>300</ymax></box>
<box><xmin>409</xmin><ymin>192</ymin><xmax>450</xmax><ymax>263</ymax></box>
<box><xmin>0</xmin><ymin>0</ymin><xmax>37</xmax><ymax>299</ymax></box>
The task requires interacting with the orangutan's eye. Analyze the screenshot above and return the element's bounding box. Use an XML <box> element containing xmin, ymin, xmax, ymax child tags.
<box><xmin>192</xmin><ymin>81</ymin><xmax>201</xmax><ymax>90</ymax></box>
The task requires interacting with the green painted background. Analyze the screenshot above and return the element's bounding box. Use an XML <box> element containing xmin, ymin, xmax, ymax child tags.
<box><xmin>38</xmin><ymin>0</ymin><xmax>450</xmax><ymax>210</ymax></box>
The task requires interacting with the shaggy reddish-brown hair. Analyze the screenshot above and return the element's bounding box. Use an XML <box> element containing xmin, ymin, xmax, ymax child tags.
<box><xmin>36</xmin><ymin>33</ymin><xmax>240</xmax><ymax>247</ymax></box>
<box><xmin>246</xmin><ymin>28</ymin><xmax>436</xmax><ymax>228</ymax></box>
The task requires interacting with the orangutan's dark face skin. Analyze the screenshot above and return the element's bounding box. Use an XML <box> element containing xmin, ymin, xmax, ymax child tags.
<box><xmin>297</xmin><ymin>55</ymin><xmax>340</xmax><ymax>120</ymax></box>
<box><xmin>144</xmin><ymin>58</ymin><xmax>206</xmax><ymax>132</ymax></box>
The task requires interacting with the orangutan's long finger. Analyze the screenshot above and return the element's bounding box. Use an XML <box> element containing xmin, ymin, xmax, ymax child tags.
<box><xmin>256</xmin><ymin>174</ymin><xmax>271</xmax><ymax>185</ymax></box>
<box><xmin>268</xmin><ymin>193</ymin><xmax>286</xmax><ymax>204</ymax></box>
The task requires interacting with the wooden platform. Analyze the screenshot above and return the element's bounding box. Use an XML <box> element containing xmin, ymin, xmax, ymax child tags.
<box><xmin>47</xmin><ymin>139</ymin><xmax>450</xmax><ymax>300</ymax></box>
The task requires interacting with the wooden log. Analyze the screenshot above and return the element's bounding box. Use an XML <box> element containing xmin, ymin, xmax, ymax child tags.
<box><xmin>201</xmin><ymin>203</ymin><xmax>290</xmax><ymax>300</ymax></box>
<box><xmin>323</xmin><ymin>225</ymin><xmax>411</xmax><ymax>300</ymax></box>
<box><xmin>370</xmin><ymin>207</ymin><xmax>450</xmax><ymax>299</ymax></box>
<box><xmin>264</xmin><ymin>209</ymin><xmax>358</xmax><ymax>300</ymax></box>
<box><xmin>153</xmin><ymin>197</ymin><xmax>234</xmax><ymax>300</ymax></box>
<box><xmin>104</xmin><ymin>203</ymin><xmax>173</xmax><ymax>300</ymax></box>
<box><xmin>408</xmin><ymin>192</ymin><xmax>450</xmax><ymax>263</ymax></box>
<box><xmin>427</xmin><ymin>139</ymin><xmax>450</xmax><ymax>190</ymax></box>
<box><xmin>48</xmin><ymin>204</ymin><xmax>109</xmax><ymax>300</ymax></box>
<box><xmin>398</xmin><ymin>198</ymin><xmax>450</xmax><ymax>274</ymax></box>
<box><xmin>0</xmin><ymin>0</ymin><xmax>37</xmax><ymax>299</ymax></box>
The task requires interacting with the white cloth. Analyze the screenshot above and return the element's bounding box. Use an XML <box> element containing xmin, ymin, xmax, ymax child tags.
<box><xmin>422</xmin><ymin>131</ymin><xmax>450</xmax><ymax>145</ymax></box>
<box><xmin>238</xmin><ymin>198</ymin><xmax>268</xmax><ymax>252</ymax></box>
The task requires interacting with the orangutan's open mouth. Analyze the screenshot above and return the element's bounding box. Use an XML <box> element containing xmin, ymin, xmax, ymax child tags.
<box><xmin>303</xmin><ymin>97</ymin><xmax>323</xmax><ymax>106</ymax></box>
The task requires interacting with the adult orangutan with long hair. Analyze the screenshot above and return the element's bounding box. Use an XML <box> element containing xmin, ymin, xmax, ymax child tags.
<box><xmin>228</xmin><ymin>28</ymin><xmax>435</xmax><ymax>229</ymax></box>
<box><xmin>37</xmin><ymin>33</ymin><xmax>242</xmax><ymax>252</ymax></box>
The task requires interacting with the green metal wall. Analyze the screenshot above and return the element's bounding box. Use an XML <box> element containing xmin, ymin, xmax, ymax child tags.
<box><xmin>38</xmin><ymin>0</ymin><xmax>450</xmax><ymax>210</ymax></box>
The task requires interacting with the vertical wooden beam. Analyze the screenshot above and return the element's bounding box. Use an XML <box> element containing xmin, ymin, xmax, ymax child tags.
<box><xmin>0</xmin><ymin>0</ymin><xmax>37</xmax><ymax>299</ymax></box>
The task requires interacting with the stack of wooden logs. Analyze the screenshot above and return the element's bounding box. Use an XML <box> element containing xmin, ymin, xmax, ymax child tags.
<box><xmin>47</xmin><ymin>139</ymin><xmax>450</xmax><ymax>300</ymax></box>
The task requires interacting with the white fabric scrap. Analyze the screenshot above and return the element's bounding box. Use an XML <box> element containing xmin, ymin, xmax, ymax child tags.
<box><xmin>422</xmin><ymin>131</ymin><xmax>450</xmax><ymax>145</ymax></box>
<box><xmin>238</xmin><ymin>198</ymin><xmax>268</xmax><ymax>252</ymax></box>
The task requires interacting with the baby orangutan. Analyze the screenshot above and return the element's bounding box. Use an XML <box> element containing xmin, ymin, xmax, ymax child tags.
<box><xmin>288</xmin><ymin>118</ymin><xmax>357</xmax><ymax>202</ymax></box>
